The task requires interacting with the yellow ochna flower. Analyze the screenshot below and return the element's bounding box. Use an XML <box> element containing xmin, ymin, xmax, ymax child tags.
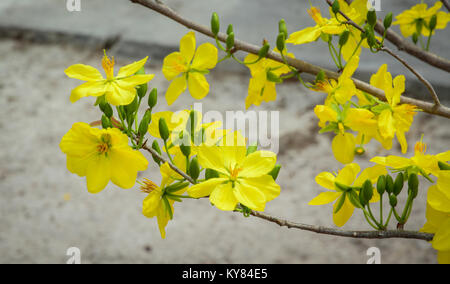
<box><xmin>64</xmin><ymin>52</ymin><xmax>154</xmax><ymax>106</ymax></box>
<box><xmin>162</xmin><ymin>32</ymin><xmax>218</xmax><ymax>105</ymax></box>
<box><xmin>393</xmin><ymin>2</ymin><xmax>450</xmax><ymax>37</ymax></box>
<box><xmin>142</xmin><ymin>155</ymin><xmax>188</xmax><ymax>239</ymax></box>
<box><xmin>188</xmin><ymin>131</ymin><xmax>280</xmax><ymax>212</ymax></box>
<box><xmin>421</xmin><ymin>203</ymin><xmax>450</xmax><ymax>264</ymax></box>
<box><xmin>244</xmin><ymin>48</ymin><xmax>293</xmax><ymax>109</ymax></box>
<box><xmin>309</xmin><ymin>163</ymin><xmax>386</xmax><ymax>227</ymax></box>
<box><xmin>286</xmin><ymin>6</ymin><xmax>346</xmax><ymax>45</ymax></box>
<box><xmin>59</xmin><ymin>122</ymin><xmax>148</xmax><ymax>193</ymax></box>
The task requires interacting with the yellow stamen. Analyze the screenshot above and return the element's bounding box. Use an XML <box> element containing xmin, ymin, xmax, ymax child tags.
<box><xmin>102</xmin><ymin>51</ymin><xmax>115</xmax><ymax>80</ymax></box>
<box><xmin>338</xmin><ymin>122</ymin><xmax>345</xmax><ymax>135</ymax></box>
<box><xmin>229</xmin><ymin>166</ymin><xmax>243</xmax><ymax>181</ymax></box>
<box><xmin>308</xmin><ymin>7</ymin><xmax>324</xmax><ymax>25</ymax></box>
<box><xmin>414</xmin><ymin>136</ymin><xmax>427</xmax><ymax>154</ymax></box>
<box><xmin>97</xmin><ymin>133</ymin><xmax>111</xmax><ymax>155</ymax></box>
<box><xmin>140</xmin><ymin>178</ymin><xmax>159</xmax><ymax>193</ymax></box>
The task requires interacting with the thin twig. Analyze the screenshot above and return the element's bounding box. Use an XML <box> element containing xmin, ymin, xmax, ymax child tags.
<box><xmin>130</xmin><ymin>0</ymin><xmax>450</xmax><ymax>118</ymax></box>
<box><xmin>441</xmin><ymin>0</ymin><xmax>450</xmax><ymax>12</ymax></box>
<box><xmin>325</xmin><ymin>0</ymin><xmax>441</xmax><ymax>107</ymax></box>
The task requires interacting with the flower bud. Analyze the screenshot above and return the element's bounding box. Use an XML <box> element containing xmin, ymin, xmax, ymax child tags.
<box><xmin>408</xmin><ymin>173</ymin><xmax>419</xmax><ymax>199</ymax></box>
<box><xmin>389</xmin><ymin>195</ymin><xmax>398</xmax><ymax>207</ymax></box>
<box><xmin>136</xmin><ymin>67</ymin><xmax>148</xmax><ymax>99</ymax></box>
<box><xmin>148</xmin><ymin>88</ymin><xmax>157</xmax><ymax>109</ymax></box>
<box><xmin>151</xmin><ymin>140</ymin><xmax>162</xmax><ymax>164</ymax></box>
<box><xmin>385</xmin><ymin>175</ymin><xmax>394</xmax><ymax>194</ymax></box>
<box><xmin>384</xmin><ymin>12</ymin><xmax>393</xmax><ymax>30</ymax></box>
<box><xmin>268</xmin><ymin>164</ymin><xmax>281</xmax><ymax>181</ymax></box>
<box><xmin>279</xmin><ymin>19</ymin><xmax>288</xmax><ymax>38</ymax></box>
<box><xmin>226</xmin><ymin>32</ymin><xmax>235</xmax><ymax>50</ymax></box>
<box><xmin>276</xmin><ymin>33</ymin><xmax>286</xmax><ymax>52</ymax></box>
<box><xmin>376</xmin><ymin>175</ymin><xmax>386</xmax><ymax>195</ymax></box>
<box><xmin>393</xmin><ymin>172</ymin><xmax>404</xmax><ymax>196</ymax></box>
<box><xmin>189</xmin><ymin>157</ymin><xmax>200</xmax><ymax>181</ymax></box>
<box><xmin>429</xmin><ymin>14</ymin><xmax>437</xmax><ymax>31</ymax></box>
<box><xmin>180</xmin><ymin>143</ymin><xmax>191</xmax><ymax>158</ymax></box>
<box><xmin>226</xmin><ymin>24</ymin><xmax>233</xmax><ymax>35</ymax></box>
<box><xmin>332</xmin><ymin>0</ymin><xmax>340</xmax><ymax>14</ymax></box>
<box><xmin>367</xmin><ymin>10</ymin><xmax>377</xmax><ymax>27</ymax></box>
<box><xmin>165</xmin><ymin>182</ymin><xmax>189</xmax><ymax>194</ymax></box>
<box><xmin>211</xmin><ymin>12</ymin><xmax>220</xmax><ymax>36</ymax></box>
<box><xmin>412</xmin><ymin>33</ymin><xmax>419</xmax><ymax>44</ymax></box>
<box><xmin>101</xmin><ymin>114</ymin><xmax>112</xmax><ymax>129</ymax></box>
<box><xmin>258</xmin><ymin>42</ymin><xmax>270</xmax><ymax>59</ymax></box>
<box><xmin>138</xmin><ymin>110</ymin><xmax>152</xmax><ymax>137</ymax></box>
<box><xmin>125</xmin><ymin>96</ymin><xmax>138</xmax><ymax>116</ymax></box>
<box><xmin>361</xmin><ymin>179</ymin><xmax>374</xmax><ymax>205</ymax></box>
<box><xmin>100</xmin><ymin>102</ymin><xmax>113</xmax><ymax>118</ymax></box>
<box><xmin>355</xmin><ymin>146</ymin><xmax>365</xmax><ymax>156</ymax></box>
<box><xmin>339</xmin><ymin>31</ymin><xmax>350</xmax><ymax>47</ymax></box>
<box><xmin>158</xmin><ymin>117</ymin><xmax>170</xmax><ymax>141</ymax></box>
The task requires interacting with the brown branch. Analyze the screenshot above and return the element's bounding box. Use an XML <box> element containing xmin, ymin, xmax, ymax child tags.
<box><xmin>441</xmin><ymin>0</ymin><xmax>450</xmax><ymax>12</ymax></box>
<box><xmin>325</xmin><ymin>0</ymin><xmax>441</xmax><ymax>107</ymax></box>
<box><xmin>130</xmin><ymin>0</ymin><xmax>450</xmax><ymax>118</ymax></box>
<box><xmin>137</xmin><ymin>138</ymin><xmax>434</xmax><ymax>241</ymax></box>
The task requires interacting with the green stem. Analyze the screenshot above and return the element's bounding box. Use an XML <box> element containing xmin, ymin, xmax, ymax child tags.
<box><xmin>379</xmin><ymin>195</ymin><xmax>384</xmax><ymax>226</ymax></box>
<box><xmin>163</xmin><ymin>139</ymin><xmax>175</xmax><ymax>164</ymax></box>
<box><xmin>383</xmin><ymin>208</ymin><xmax>394</xmax><ymax>228</ymax></box>
<box><xmin>328</xmin><ymin>41</ymin><xmax>341</xmax><ymax>69</ymax></box>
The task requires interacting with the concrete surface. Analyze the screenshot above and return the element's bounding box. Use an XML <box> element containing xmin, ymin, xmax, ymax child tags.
<box><xmin>0</xmin><ymin>0</ymin><xmax>449</xmax><ymax>264</ymax></box>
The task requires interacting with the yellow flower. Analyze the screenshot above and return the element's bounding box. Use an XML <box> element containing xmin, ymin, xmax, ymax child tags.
<box><xmin>244</xmin><ymin>49</ymin><xmax>293</xmax><ymax>109</ymax></box>
<box><xmin>142</xmin><ymin>155</ymin><xmax>188</xmax><ymax>239</ymax></box>
<box><xmin>312</xmin><ymin>55</ymin><xmax>359</xmax><ymax>104</ymax></box>
<box><xmin>162</xmin><ymin>32</ymin><xmax>218</xmax><ymax>105</ymax></box>
<box><xmin>394</xmin><ymin>2</ymin><xmax>450</xmax><ymax>37</ymax></box>
<box><xmin>60</xmin><ymin>122</ymin><xmax>148</xmax><ymax>193</ymax></box>
<box><xmin>370</xmin><ymin>64</ymin><xmax>417</xmax><ymax>153</ymax></box>
<box><xmin>286</xmin><ymin>7</ymin><xmax>346</xmax><ymax>45</ymax></box>
<box><xmin>188</xmin><ymin>132</ymin><xmax>280</xmax><ymax>211</ymax></box>
<box><xmin>65</xmin><ymin>53</ymin><xmax>154</xmax><ymax>106</ymax></box>
<box><xmin>370</xmin><ymin>139</ymin><xmax>443</xmax><ymax>178</ymax></box>
<box><xmin>421</xmin><ymin>203</ymin><xmax>450</xmax><ymax>264</ymax></box>
<box><xmin>310</xmin><ymin>163</ymin><xmax>386</xmax><ymax>227</ymax></box>
<box><xmin>314</xmin><ymin>104</ymin><xmax>378</xmax><ymax>164</ymax></box>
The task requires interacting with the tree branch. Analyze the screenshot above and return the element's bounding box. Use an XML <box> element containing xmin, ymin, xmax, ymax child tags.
<box><xmin>130</xmin><ymin>0</ymin><xmax>450</xmax><ymax>118</ymax></box>
<box><xmin>441</xmin><ymin>0</ymin><xmax>450</xmax><ymax>12</ymax></box>
<box><xmin>325</xmin><ymin>0</ymin><xmax>441</xmax><ymax>107</ymax></box>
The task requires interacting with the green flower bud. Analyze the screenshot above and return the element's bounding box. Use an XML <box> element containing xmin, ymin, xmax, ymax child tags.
<box><xmin>180</xmin><ymin>144</ymin><xmax>191</xmax><ymax>158</ymax></box>
<box><xmin>268</xmin><ymin>164</ymin><xmax>282</xmax><ymax>181</ymax></box>
<box><xmin>136</xmin><ymin>67</ymin><xmax>148</xmax><ymax>99</ymax></box>
<box><xmin>101</xmin><ymin>114</ymin><xmax>112</xmax><ymax>129</ymax></box>
<box><xmin>393</xmin><ymin>172</ymin><xmax>404</xmax><ymax>196</ymax></box>
<box><xmin>100</xmin><ymin>102</ymin><xmax>113</xmax><ymax>118</ymax></box>
<box><xmin>151</xmin><ymin>140</ymin><xmax>162</xmax><ymax>164</ymax></box>
<box><xmin>205</xmin><ymin>168</ymin><xmax>220</xmax><ymax>180</ymax></box>
<box><xmin>361</xmin><ymin>179</ymin><xmax>374</xmax><ymax>205</ymax></box>
<box><xmin>385</xmin><ymin>175</ymin><xmax>394</xmax><ymax>194</ymax></box>
<box><xmin>158</xmin><ymin>117</ymin><xmax>170</xmax><ymax>141</ymax></box>
<box><xmin>416</xmin><ymin>20</ymin><xmax>423</xmax><ymax>35</ymax></box>
<box><xmin>246</xmin><ymin>143</ymin><xmax>258</xmax><ymax>156</ymax></box>
<box><xmin>332</xmin><ymin>0</ymin><xmax>340</xmax><ymax>14</ymax></box>
<box><xmin>367</xmin><ymin>32</ymin><xmax>377</xmax><ymax>47</ymax></box>
<box><xmin>276</xmin><ymin>33</ymin><xmax>286</xmax><ymax>52</ymax></box>
<box><xmin>438</xmin><ymin>161</ymin><xmax>450</xmax><ymax>171</ymax></box>
<box><xmin>279</xmin><ymin>19</ymin><xmax>288</xmax><ymax>38</ymax></box>
<box><xmin>258</xmin><ymin>42</ymin><xmax>270</xmax><ymax>59</ymax></box>
<box><xmin>226</xmin><ymin>24</ymin><xmax>233</xmax><ymax>35</ymax></box>
<box><xmin>384</xmin><ymin>12</ymin><xmax>393</xmax><ymax>30</ymax></box>
<box><xmin>189</xmin><ymin>157</ymin><xmax>200</xmax><ymax>181</ymax></box>
<box><xmin>376</xmin><ymin>175</ymin><xmax>386</xmax><ymax>195</ymax></box>
<box><xmin>355</xmin><ymin>146</ymin><xmax>365</xmax><ymax>156</ymax></box>
<box><xmin>429</xmin><ymin>14</ymin><xmax>437</xmax><ymax>31</ymax></box>
<box><xmin>389</xmin><ymin>195</ymin><xmax>398</xmax><ymax>207</ymax></box>
<box><xmin>408</xmin><ymin>173</ymin><xmax>419</xmax><ymax>199</ymax></box>
<box><xmin>226</xmin><ymin>32</ymin><xmax>235</xmax><ymax>50</ymax></box>
<box><xmin>339</xmin><ymin>31</ymin><xmax>350</xmax><ymax>47</ymax></box>
<box><xmin>211</xmin><ymin>12</ymin><xmax>220</xmax><ymax>36</ymax></box>
<box><xmin>125</xmin><ymin>96</ymin><xmax>139</xmax><ymax>116</ymax></box>
<box><xmin>367</xmin><ymin>10</ymin><xmax>377</xmax><ymax>27</ymax></box>
<box><xmin>412</xmin><ymin>33</ymin><xmax>419</xmax><ymax>44</ymax></box>
<box><xmin>165</xmin><ymin>182</ymin><xmax>189</xmax><ymax>194</ymax></box>
<box><xmin>148</xmin><ymin>88</ymin><xmax>157</xmax><ymax>109</ymax></box>
<box><xmin>138</xmin><ymin>110</ymin><xmax>152</xmax><ymax>137</ymax></box>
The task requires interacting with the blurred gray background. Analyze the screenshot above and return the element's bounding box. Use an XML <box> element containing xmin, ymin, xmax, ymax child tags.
<box><xmin>0</xmin><ymin>0</ymin><xmax>449</xmax><ymax>263</ymax></box>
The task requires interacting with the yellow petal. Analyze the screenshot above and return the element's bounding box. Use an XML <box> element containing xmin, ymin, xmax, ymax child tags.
<box><xmin>428</xmin><ymin>184</ymin><xmax>450</xmax><ymax>213</ymax></box>
<box><xmin>378</xmin><ymin>109</ymin><xmax>395</xmax><ymax>139</ymax></box>
<box><xmin>354</xmin><ymin>164</ymin><xmax>387</xmax><ymax>187</ymax></box>
<box><xmin>165</xmin><ymin>75</ymin><xmax>187</xmax><ymax>106</ymax></box>
<box><xmin>70</xmin><ymin>81</ymin><xmax>107</xmax><ymax>103</ymax></box>
<box><xmin>188</xmin><ymin>72</ymin><xmax>209</xmax><ymax>100</ymax></box>
<box><xmin>197</xmin><ymin>146</ymin><xmax>228</xmax><ymax>174</ymax></box>
<box><xmin>142</xmin><ymin>191</ymin><xmax>162</xmax><ymax>218</ymax></box>
<box><xmin>86</xmin><ymin>155</ymin><xmax>111</xmax><ymax>194</ymax></box>
<box><xmin>239</xmin><ymin>151</ymin><xmax>276</xmax><ymax>178</ymax></box>
<box><xmin>437</xmin><ymin>171</ymin><xmax>450</xmax><ymax>200</ymax></box>
<box><xmin>191</xmin><ymin>43</ymin><xmax>218</xmax><ymax>70</ymax></box>
<box><xmin>309</xmin><ymin>191</ymin><xmax>341</xmax><ymax>205</ymax></box>
<box><xmin>315</xmin><ymin>172</ymin><xmax>336</xmax><ymax>190</ymax></box>
<box><xmin>115</xmin><ymin>74</ymin><xmax>154</xmax><ymax>89</ymax></box>
<box><xmin>179</xmin><ymin>31</ymin><xmax>196</xmax><ymax>63</ymax></box>
<box><xmin>106</xmin><ymin>82</ymin><xmax>136</xmax><ymax>106</ymax></box>
<box><xmin>239</xmin><ymin>175</ymin><xmax>280</xmax><ymax>202</ymax></box>
<box><xmin>156</xmin><ymin>200</ymin><xmax>173</xmax><ymax>239</ymax></box>
<box><xmin>433</xmin><ymin>218</ymin><xmax>450</xmax><ymax>252</ymax></box>
<box><xmin>314</xmin><ymin>105</ymin><xmax>337</xmax><ymax>127</ymax></box>
<box><xmin>437</xmin><ymin>250</ymin><xmax>450</xmax><ymax>264</ymax></box>
<box><xmin>233</xmin><ymin>182</ymin><xmax>267</xmax><ymax>211</ymax></box>
<box><xmin>210</xmin><ymin>182</ymin><xmax>238</xmax><ymax>211</ymax></box>
<box><xmin>109</xmin><ymin>148</ymin><xmax>148</xmax><ymax>189</ymax></box>
<box><xmin>187</xmin><ymin>178</ymin><xmax>228</xmax><ymax>198</ymax></box>
<box><xmin>332</xmin><ymin>133</ymin><xmax>356</xmax><ymax>164</ymax></box>
<box><xmin>333</xmin><ymin>197</ymin><xmax>355</xmax><ymax>227</ymax></box>
<box><xmin>396</xmin><ymin>131</ymin><xmax>408</xmax><ymax>154</ymax></box>
<box><xmin>162</xmin><ymin>52</ymin><xmax>187</xmax><ymax>80</ymax></box>
<box><xmin>65</xmin><ymin>64</ymin><xmax>104</xmax><ymax>81</ymax></box>
<box><xmin>286</xmin><ymin>26</ymin><xmax>321</xmax><ymax>45</ymax></box>
<box><xmin>59</xmin><ymin>122</ymin><xmax>99</xmax><ymax>156</ymax></box>
<box><xmin>117</xmin><ymin>57</ymin><xmax>149</xmax><ymax>78</ymax></box>
<box><xmin>335</xmin><ymin>163</ymin><xmax>360</xmax><ymax>186</ymax></box>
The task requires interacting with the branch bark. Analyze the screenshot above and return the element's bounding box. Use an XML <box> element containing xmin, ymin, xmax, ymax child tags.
<box><xmin>130</xmin><ymin>0</ymin><xmax>450</xmax><ymax>118</ymax></box>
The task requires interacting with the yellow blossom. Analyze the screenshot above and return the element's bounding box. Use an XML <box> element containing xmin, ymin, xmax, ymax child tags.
<box><xmin>188</xmin><ymin>132</ymin><xmax>280</xmax><ymax>211</ymax></box>
<box><xmin>309</xmin><ymin>163</ymin><xmax>386</xmax><ymax>227</ymax></box>
<box><xmin>60</xmin><ymin>122</ymin><xmax>148</xmax><ymax>193</ymax></box>
<box><xmin>244</xmin><ymin>48</ymin><xmax>293</xmax><ymax>109</ymax></box>
<box><xmin>394</xmin><ymin>2</ymin><xmax>450</xmax><ymax>37</ymax></box>
<box><xmin>286</xmin><ymin>7</ymin><xmax>346</xmax><ymax>45</ymax></box>
<box><xmin>65</xmin><ymin>53</ymin><xmax>154</xmax><ymax>106</ymax></box>
<box><xmin>421</xmin><ymin>203</ymin><xmax>450</xmax><ymax>264</ymax></box>
<box><xmin>142</xmin><ymin>155</ymin><xmax>188</xmax><ymax>239</ymax></box>
<box><xmin>162</xmin><ymin>32</ymin><xmax>218</xmax><ymax>105</ymax></box>
<box><xmin>370</xmin><ymin>64</ymin><xmax>417</xmax><ymax>153</ymax></box>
